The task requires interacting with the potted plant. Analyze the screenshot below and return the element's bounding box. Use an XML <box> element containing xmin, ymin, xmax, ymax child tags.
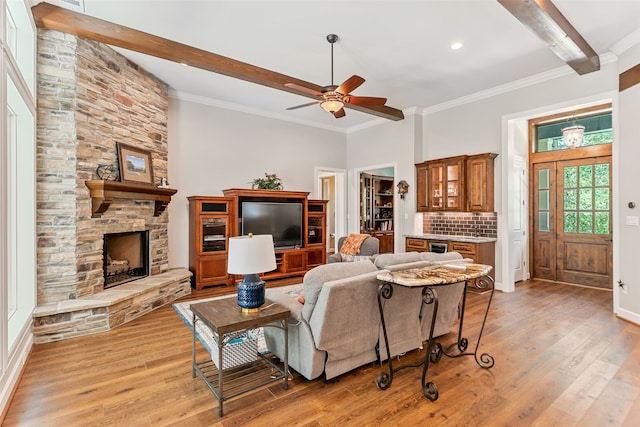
<box><xmin>251</xmin><ymin>173</ymin><xmax>283</xmax><ymax>190</ymax></box>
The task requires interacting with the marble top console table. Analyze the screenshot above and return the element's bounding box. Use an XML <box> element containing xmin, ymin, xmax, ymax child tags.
<box><xmin>376</xmin><ymin>263</ymin><xmax>495</xmax><ymax>401</ymax></box>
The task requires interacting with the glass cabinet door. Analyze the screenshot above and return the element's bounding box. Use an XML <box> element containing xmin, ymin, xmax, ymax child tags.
<box><xmin>202</xmin><ymin>217</ymin><xmax>227</xmax><ymax>252</ymax></box>
<box><xmin>446</xmin><ymin>162</ymin><xmax>461</xmax><ymax>209</ymax></box>
<box><xmin>429</xmin><ymin>164</ymin><xmax>444</xmax><ymax>209</ymax></box>
<box><xmin>308</xmin><ymin>216</ymin><xmax>324</xmax><ymax>245</ymax></box>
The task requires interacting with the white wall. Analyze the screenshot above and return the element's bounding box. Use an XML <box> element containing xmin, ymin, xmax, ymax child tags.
<box><xmin>167</xmin><ymin>97</ymin><xmax>347</xmax><ymax>268</ymax></box>
<box><xmin>616</xmin><ymin>44</ymin><xmax>640</xmax><ymax>323</ymax></box>
<box><xmin>346</xmin><ymin>114</ymin><xmax>420</xmax><ymax>251</ymax></box>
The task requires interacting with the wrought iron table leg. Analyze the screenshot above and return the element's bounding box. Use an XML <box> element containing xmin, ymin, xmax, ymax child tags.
<box><xmin>283</xmin><ymin>319</ymin><xmax>289</xmax><ymax>390</ymax></box>
<box><xmin>192</xmin><ymin>314</ymin><xmax>197</xmax><ymax>378</ymax></box>
<box><xmin>420</xmin><ymin>287</ymin><xmax>440</xmax><ymax>401</ymax></box>
<box><xmin>376</xmin><ymin>282</ymin><xmax>393</xmax><ymax>390</ymax></box>
<box><xmin>443</xmin><ymin>275</ymin><xmax>496</xmax><ymax>369</ymax></box>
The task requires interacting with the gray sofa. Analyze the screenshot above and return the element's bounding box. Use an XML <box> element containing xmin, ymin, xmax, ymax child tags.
<box><xmin>264</xmin><ymin>251</ymin><xmax>471</xmax><ymax>380</ymax></box>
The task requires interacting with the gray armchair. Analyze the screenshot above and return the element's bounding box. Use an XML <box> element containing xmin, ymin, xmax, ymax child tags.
<box><xmin>327</xmin><ymin>235</ymin><xmax>380</xmax><ymax>263</ymax></box>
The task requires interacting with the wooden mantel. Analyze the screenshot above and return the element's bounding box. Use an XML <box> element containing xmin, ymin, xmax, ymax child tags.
<box><xmin>85</xmin><ymin>180</ymin><xmax>177</xmax><ymax>218</ymax></box>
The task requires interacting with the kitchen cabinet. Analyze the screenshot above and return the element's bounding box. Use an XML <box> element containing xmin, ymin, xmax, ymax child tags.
<box><xmin>415</xmin><ymin>153</ymin><xmax>497</xmax><ymax>213</ymax></box>
<box><xmin>466</xmin><ymin>153</ymin><xmax>497</xmax><ymax>212</ymax></box>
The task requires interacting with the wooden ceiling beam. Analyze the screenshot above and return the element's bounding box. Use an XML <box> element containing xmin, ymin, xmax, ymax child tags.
<box><xmin>31</xmin><ymin>2</ymin><xmax>404</xmax><ymax>121</ymax></box>
<box><xmin>497</xmin><ymin>0</ymin><xmax>600</xmax><ymax>75</ymax></box>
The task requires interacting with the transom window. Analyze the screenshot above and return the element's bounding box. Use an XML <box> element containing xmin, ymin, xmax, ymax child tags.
<box><xmin>535</xmin><ymin>111</ymin><xmax>612</xmax><ymax>153</ymax></box>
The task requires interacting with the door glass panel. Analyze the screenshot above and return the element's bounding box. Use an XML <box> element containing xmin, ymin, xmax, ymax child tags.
<box><xmin>564</xmin><ymin>166</ymin><xmax>577</xmax><ymax>188</ymax></box>
<box><xmin>564</xmin><ymin>189</ymin><xmax>577</xmax><ymax>210</ymax></box>
<box><xmin>564</xmin><ymin>212</ymin><xmax>577</xmax><ymax>233</ymax></box>
<box><xmin>539</xmin><ymin>212</ymin><xmax>550</xmax><ymax>232</ymax></box>
<box><xmin>579</xmin><ymin>212</ymin><xmax>593</xmax><ymax>233</ymax></box>
<box><xmin>595</xmin><ymin>212</ymin><xmax>610</xmax><ymax>234</ymax></box>
<box><xmin>595</xmin><ymin>163</ymin><xmax>609</xmax><ymax>186</ymax></box>
<box><xmin>579</xmin><ymin>165</ymin><xmax>593</xmax><ymax>187</ymax></box>
<box><xmin>539</xmin><ymin>169</ymin><xmax>549</xmax><ymax>189</ymax></box>
<box><xmin>537</xmin><ymin>168</ymin><xmax>551</xmax><ymax>232</ymax></box>
<box><xmin>539</xmin><ymin>189</ymin><xmax>550</xmax><ymax>210</ymax></box>
<box><xmin>595</xmin><ymin>188</ymin><xmax>610</xmax><ymax>210</ymax></box>
<box><xmin>579</xmin><ymin>189</ymin><xmax>593</xmax><ymax>210</ymax></box>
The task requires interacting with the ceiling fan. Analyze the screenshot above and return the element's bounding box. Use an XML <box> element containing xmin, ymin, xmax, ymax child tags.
<box><xmin>285</xmin><ymin>34</ymin><xmax>388</xmax><ymax>119</ymax></box>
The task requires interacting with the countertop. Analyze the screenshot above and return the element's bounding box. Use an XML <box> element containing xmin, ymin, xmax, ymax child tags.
<box><xmin>405</xmin><ymin>234</ymin><xmax>497</xmax><ymax>244</ymax></box>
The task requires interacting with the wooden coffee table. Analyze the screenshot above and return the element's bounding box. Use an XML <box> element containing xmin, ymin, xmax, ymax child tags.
<box><xmin>191</xmin><ymin>297</ymin><xmax>290</xmax><ymax>417</ymax></box>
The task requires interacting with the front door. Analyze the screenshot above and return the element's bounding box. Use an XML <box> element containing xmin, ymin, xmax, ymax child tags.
<box><xmin>532</xmin><ymin>157</ymin><xmax>612</xmax><ymax>288</ymax></box>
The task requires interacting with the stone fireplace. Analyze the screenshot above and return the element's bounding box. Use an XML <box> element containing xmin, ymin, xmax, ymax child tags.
<box><xmin>103</xmin><ymin>231</ymin><xmax>150</xmax><ymax>289</ymax></box>
<box><xmin>32</xmin><ymin>29</ymin><xmax>191</xmax><ymax>343</ymax></box>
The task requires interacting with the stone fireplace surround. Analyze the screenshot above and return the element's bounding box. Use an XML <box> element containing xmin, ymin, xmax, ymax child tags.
<box><xmin>32</xmin><ymin>29</ymin><xmax>191</xmax><ymax>343</ymax></box>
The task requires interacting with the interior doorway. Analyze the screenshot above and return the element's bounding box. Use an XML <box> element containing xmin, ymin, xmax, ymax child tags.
<box><xmin>358</xmin><ymin>166</ymin><xmax>395</xmax><ymax>254</ymax></box>
<box><xmin>315</xmin><ymin>167</ymin><xmax>346</xmax><ymax>255</ymax></box>
<box><xmin>321</xmin><ymin>176</ymin><xmax>336</xmax><ymax>252</ymax></box>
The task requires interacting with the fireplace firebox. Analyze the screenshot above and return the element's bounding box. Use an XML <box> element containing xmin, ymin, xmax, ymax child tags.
<box><xmin>103</xmin><ymin>231</ymin><xmax>150</xmax><ymax>288</ymax></box>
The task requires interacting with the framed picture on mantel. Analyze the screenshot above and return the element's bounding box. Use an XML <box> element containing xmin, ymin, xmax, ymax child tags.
<box><xmin>117</xmin><ymin>143</ymin><xmax>154</xmax><ymax>185</ymax></box>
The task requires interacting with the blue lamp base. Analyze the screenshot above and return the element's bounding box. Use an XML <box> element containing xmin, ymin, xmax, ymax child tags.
<box><xmin>237</xmin><ymin>273</ymin><xmax>265</xmax><ymax>313</ymax></box>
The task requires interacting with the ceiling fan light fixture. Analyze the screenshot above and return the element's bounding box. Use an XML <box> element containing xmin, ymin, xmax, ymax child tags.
<box><xmin>320</xmin><ymin>99</ymin><xmax>344</xmax><ymax>113</ymax></box>
<box><xmin>320</xmin><ymin>91</ymin><xmax>344</xmax><ymax>113</ymax></box>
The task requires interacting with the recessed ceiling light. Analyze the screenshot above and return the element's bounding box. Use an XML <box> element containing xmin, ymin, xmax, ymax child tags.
<box><xmin>450</xmin><ymin>42</ymin><xmax>463</xmax><ymax>50</ymax></box>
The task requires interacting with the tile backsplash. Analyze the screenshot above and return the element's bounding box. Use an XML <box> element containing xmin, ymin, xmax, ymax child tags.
<box><xmin>422</xmin><ymin>212</ymin><xmax>497</xmax><ymax>238</ymax></box>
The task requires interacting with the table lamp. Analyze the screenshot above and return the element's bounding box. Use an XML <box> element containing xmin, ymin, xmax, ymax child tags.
<box><xmin>227</xmin><ymin>234</ymin><xmax>277</xmax><ymax>313</ymax></box>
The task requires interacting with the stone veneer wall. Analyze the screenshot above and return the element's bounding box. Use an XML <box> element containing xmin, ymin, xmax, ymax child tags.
<box><xmin>36</xmin><ymin>29</ymin><xmax>170</xmax><ymax>305</ymax></box>
<box><xmin>422</xmin><ymin>212</ymin><xmax>498</xmax><ymax>238</ymax></box>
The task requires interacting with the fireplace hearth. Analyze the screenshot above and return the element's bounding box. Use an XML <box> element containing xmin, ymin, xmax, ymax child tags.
<box><xmin>103</xmin><ymin>231</ymin><xmax>150</xmax><ymax>288</ymax></box>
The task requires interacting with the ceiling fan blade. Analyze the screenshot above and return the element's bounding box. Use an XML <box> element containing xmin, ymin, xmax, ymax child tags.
<box><xmin>286</xmin><ymin>101</ymin><xmax>320</xmax><ymax>110</ymax></box>
<box><xmin>336</xmin><ymin>75</ymin><xmax>365</xmax><ymax>95</ymax></box>
<box><xmin>285</xmin><ymin>83</ymin><xmax>323</xmax><ymax>97</ymax></box>
<box><xmin>333</xmin><ymin>108</ymin><xmax>346</xmax><ymax>119</ymax></box>
<box><xmin>344</xmin><ymin>96</ymin><xmax>387</xmax><ymax>106</ymax></box>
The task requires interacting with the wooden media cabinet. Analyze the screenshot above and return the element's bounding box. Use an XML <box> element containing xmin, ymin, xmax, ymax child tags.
<box><xmin>188</xmin><ymin>189</ymin><xmax>327</xmax><ymax>290</ymax></box>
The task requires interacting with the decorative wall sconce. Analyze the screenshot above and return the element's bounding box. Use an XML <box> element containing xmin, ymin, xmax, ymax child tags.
<box><xmin>397</xmin><ymin>180</ymin><xmax>409</xmax><ymax>199</ymax></box>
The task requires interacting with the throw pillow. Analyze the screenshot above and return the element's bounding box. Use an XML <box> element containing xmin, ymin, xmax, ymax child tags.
<box><xmin>340</xmin><ymin>253</ymin><xmax>372</xmax><ymax>262</ymax></box>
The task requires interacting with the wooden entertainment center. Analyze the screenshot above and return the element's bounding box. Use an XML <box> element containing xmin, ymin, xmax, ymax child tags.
<box><xmin>188</xmin><ymin>189</ymin><xmax>327</xmax><ymax>290</ymax></box>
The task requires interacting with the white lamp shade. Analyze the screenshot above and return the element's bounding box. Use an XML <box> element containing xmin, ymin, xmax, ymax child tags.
<box><xmin>227</xmin><ymin>234</ymin><xmax>277</xmax><ymax>275</ymax></box>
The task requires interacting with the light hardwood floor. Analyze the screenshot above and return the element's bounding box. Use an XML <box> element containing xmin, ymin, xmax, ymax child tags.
<box><xmin>3</xmin><ymin>279</ymin><xmax>640</xmax><ymax>426</ymax></box>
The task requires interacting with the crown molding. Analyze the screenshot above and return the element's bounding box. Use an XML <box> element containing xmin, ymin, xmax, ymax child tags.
<box><xmin>420</xmin><ymin>52</ymin><xmax>618</xmax><ymax>116</ymax></box>
<box><xmin>610</xmin><ymin>28</ymin><xmax>640</xmax><ymax>56</ymax></box>
<box><xmin>169</xmin><ymin>90</ymin><xmax>346</xmax><ymax>133</ymax></box>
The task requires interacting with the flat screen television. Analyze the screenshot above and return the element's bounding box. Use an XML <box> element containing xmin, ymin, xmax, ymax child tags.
<box><xmin>241</xmin><ymin>202</ymin><xmax>303</xmax><ymax>249</ymax></box>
